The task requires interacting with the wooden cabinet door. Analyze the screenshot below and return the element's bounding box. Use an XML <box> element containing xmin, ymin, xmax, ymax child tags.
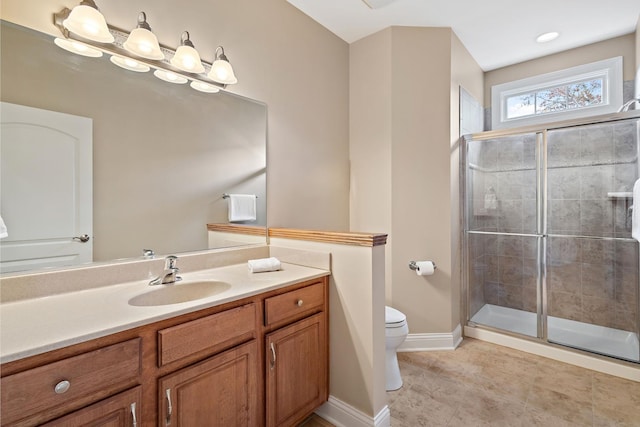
<box><xmin>42</xmin><ymin>386</ymin><xmax>141</xmax><ymax>427</ymax></box>
<box><xmin>159</xmin><ymin>340</ymin><xmax>258</xmax><ymax>427</ymax></box>
<box><xmin>265</xmin><ymin>313</ymin><xmax>327</xmax><ymax>427</ymax></box>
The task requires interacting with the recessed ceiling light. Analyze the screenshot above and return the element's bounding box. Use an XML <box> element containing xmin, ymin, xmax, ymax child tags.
<box><xmin>536</xmin><ymin>32</ymin><xmax>559</xmax><ymax>43</ymax></box>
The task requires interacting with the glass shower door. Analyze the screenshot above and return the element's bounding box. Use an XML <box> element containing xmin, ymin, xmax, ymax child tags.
<box><xmin>545</xmin><ymin>119</ymin><xmax>640</xmax><ymax>362</ymax></box>
<box><xmin>465</xmin><ymin>132</ymin><xmax>542</xmax><ymax>338</ymax></box>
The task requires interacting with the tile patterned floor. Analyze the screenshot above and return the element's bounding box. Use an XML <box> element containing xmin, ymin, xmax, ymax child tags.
<box><xmin>388</xmin><ymin>338</ymin><xmax>640</xmax><ymax>426</ymax></box>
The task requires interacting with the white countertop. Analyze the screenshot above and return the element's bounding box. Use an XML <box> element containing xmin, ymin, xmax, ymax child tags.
<box><xmin>0</xmin><ymin>262</ymin><xmax>329</xmax><ymax>364</ymax></box>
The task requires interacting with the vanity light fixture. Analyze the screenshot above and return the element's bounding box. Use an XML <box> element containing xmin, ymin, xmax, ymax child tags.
<box><xmin>61</xmin><ymin>0</ymin><xmax>114</xmax><ymax>43</ymax></box>
<box><xmin>53</xmin><ymin>4</ymin><xmax>239</xmax><ymax>94</ymax></box>
<box><xmin>170</xmin><ymin>32</ymin><xmax>205</xmax><ymax>74</ymax></box>
<box><xmin>110</xmin><ymin>55</ymin><xmax>150</xmax><ymax>72</ymax></box>
<box><xmin>54</xmin><ymin>37</ymin><xmax>103</xmax><ymax>57</ymax></box>
<box><xmin>123</xmin><ymin>12</ymin><xmax>164</xmax><ymax>60</ymax></box>
<box><xmin>207</xmin><ymin>46</ymin><xmax>238</xmax><ymax>85</ymax></box>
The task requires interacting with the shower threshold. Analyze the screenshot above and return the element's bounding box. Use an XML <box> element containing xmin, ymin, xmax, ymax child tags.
<box><xmin>470</xmin><ymin>304</ymin><xmax>639</xmax><ymax>363</ymax></box>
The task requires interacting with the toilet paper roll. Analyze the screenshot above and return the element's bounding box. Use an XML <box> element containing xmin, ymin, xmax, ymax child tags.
<box><xmin>414</xmin><ymin>261</ymin><xmax>435</xmax><ymax>276</ymax></box>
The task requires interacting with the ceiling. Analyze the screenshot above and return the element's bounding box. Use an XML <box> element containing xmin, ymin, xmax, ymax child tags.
<box><xmin>286</xmin><ymin>0</ymin><xmax>640</xmax><ymax>71</ymax></box>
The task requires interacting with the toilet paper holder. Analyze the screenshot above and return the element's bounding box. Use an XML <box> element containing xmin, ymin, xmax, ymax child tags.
<box><xmin>409</xmin><ymin>261</ymin><xmax>436</xmax><ymax>271</ymax></box>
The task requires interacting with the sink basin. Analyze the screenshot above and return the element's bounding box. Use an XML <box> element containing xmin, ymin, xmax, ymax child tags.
<box><xmin>128</xmin><ymin>280</ymin><xmax>231</xmax><ymax>306</ymax></box>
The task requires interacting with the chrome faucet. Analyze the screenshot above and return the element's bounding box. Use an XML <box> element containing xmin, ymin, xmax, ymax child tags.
<box><xmin>149</xmin><ymin>255</ymin><xmax>182</xmax><ymax>286</ymax></box>
<box><xmin>618</xmin><ymin>98</ymin><xmax>639</xmax><ymax>112</ymax></box>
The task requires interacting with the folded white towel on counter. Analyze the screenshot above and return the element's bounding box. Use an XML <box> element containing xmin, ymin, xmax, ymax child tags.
<box><xmin>228</xmin><ymin>194</ymin><xmax>257</xmax><ymax>222</ymax></box>
<box><xmin>248</xmin><ymin>257</ymin><xmax>281</xmax><ymax>273</ymax></box>
<box><xmin>633</xmin><ymin>179</ymin><xmax>640</xmax><ymax>241</ymax></box>
<box><xmin>0</xmin><ymin>215</ymin><xmax>7</xmax><ymax>239</ymax></box>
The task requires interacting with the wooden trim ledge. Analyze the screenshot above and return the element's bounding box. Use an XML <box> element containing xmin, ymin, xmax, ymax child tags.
<box><xmin>207</xmin><ymin>224</ymin><xmax>267</xmax><ymax>236</ymax></box>
<box><xmin>269</xmin><ymin>228</ymin><xmax>388</xmax><ymax>247</ymax></box>
<box><xmin>208</xmin><ymin>224</ymin><xmax>388</xmax><ymax>247</ymax></box>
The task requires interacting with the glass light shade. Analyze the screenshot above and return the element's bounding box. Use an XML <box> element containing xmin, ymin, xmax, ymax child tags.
<box><xmin>171</xmin><ymin>45</ymin><xmax>205</xmax><ymax>74</ymax></box>
<box><xmin>54</xmin><ymin>37</ymin><xmax>103</xmax><ymax>57</ymax></box>
<box><xmin>207</xmin><ymin>59</ymin><xmax>237</xmax><ymax>85</ymax></box>
<box><xmin>190</xmin><ymin>81</ymin><xmax>220</xmax><ymax>93</ymax></box>
<box><xmin>153</xmin><ymin>70</ymin><xmax>187</xmax><ymax>84</ymax></box>
<box><xmin>123</xmin><ymin>28</ymin><xmax>164</xmax><ymax>60</ymax></box>
<box><xmin>62</xmin><ymin>5</ymin><xmax>114</xmax><ymax>43</ymax></box>
<box><xmin>110</xmin><ymin>55</ymin><xmax>150</xmax><ymax>72</ymax></box>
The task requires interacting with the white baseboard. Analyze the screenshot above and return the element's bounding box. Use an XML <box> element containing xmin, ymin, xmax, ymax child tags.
<box><xmin>398</xmin><ymin>324</ymin><xmax>462</xmax><ymax>352</ymax></box>
<box><xmin>315</xmin><ymin>396</ymin><xmax>391</xmax><ymax>427</ymax></box>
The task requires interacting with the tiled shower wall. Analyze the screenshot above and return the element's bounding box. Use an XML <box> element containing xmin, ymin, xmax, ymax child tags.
<box><xmin>467</xmin><ymin>119</ymin><xmax>639</xmax><ymax>332</ymax></box>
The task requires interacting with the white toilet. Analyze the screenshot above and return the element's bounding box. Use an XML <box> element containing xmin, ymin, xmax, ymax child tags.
<box><xmin>385</xmin><ymin>306</ymin><xmax>409</xmax><ymax>391</ymax></box>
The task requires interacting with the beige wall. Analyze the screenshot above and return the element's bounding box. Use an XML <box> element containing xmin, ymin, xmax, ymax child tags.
<box><xmin>349</xmin><ymin>29</ymin><xmax>393</xmax><ymax>302</ymax></box>
<box><xmin>350</xmin><ymin>26</ymin><xmax>483</xmax><ymax>334</ymax></box>
<box><xmin>484</xmin><ymin>33</ymin><xmax>637</xmax><ymax>107</ymax></box>
<box><xmin>390</xmin><ymin>27</ymin><xmax>454</xmax><ymax>333</ymax></box>
<box><xmin>1</xmin><ymin>0</ymin><xmax>351</xmax><ymax>232</ymax></box>
<box><xmin>269</xmin><ymin>238</ymin><xmax>387</xmax><ymax>421</ymax></box>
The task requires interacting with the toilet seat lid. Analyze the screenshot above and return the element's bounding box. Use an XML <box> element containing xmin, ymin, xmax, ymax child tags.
<box><xmin>385</xmin><ymin>306</ymin><xmax>406</xmax><ymax>325</ymax></box>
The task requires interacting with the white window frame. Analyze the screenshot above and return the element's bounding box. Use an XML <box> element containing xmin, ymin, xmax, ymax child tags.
<box><xmin>491</xmin><ymin>57</ymin><xmax>623</xmax><ymax>130</ymax></box>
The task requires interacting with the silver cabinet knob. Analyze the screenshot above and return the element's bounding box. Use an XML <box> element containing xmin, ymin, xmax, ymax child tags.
<box><xmin>54</xmin><ymin>380</ymin><xmax>71</xmax><ymax>394</ymax></box>
<box><xmin>297</xmin><ymin>299</ymin><xmax>303</xmax><ymax>307</ymax></box>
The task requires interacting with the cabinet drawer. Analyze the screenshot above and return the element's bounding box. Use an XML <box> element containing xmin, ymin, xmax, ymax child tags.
<box><xmin>265</xmin><ymin>282</ymin><xmax>324</xmax><ymax>327</ymax></box>
<box><xmin>41</xmin><ymin>386</ymin><xmax>142</xmax><ymax>426</ymax></box>
<box><xmin>158</xmin><ymin>303</ymin><xmax>256</xmax><ymax>367</ymax></box>
<box><xmin>1</xmin><ymin>338</ymin><xmax>141</xmax><ymax>426</ymax></box>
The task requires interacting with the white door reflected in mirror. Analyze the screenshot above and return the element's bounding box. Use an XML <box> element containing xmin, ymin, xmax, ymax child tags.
<box><xmin>0</xmin><ymin>102</ymin><xmax>93</xmax><ymax>273</ymax></box>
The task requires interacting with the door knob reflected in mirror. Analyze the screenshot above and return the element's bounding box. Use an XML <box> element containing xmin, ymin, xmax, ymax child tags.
<box><xmin>73</xmin><ymin>234</ymin><xmax>90</xmax><ymax>243</ymax></box>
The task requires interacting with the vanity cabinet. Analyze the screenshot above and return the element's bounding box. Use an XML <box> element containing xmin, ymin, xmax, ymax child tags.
<box><xmin>264</xmin><ymin>281</ymin><xmax>329</xmax><ymax>427</ymax></box>
<box><xmin>0</xmin><ymin>275</ymin><xmax>329</xmax><ymax>427</ymax></box>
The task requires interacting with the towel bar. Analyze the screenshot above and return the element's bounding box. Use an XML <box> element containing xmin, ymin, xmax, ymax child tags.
<box><xmin>222</xmin><ymin>193</ymin><xmax>258</xmax><ymax>199</ymax></box>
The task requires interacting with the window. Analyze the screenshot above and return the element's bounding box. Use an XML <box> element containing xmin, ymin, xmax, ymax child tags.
<box><xmin>492</xmin><ymin>57</ymin><xmax>623</xmax><ymax>129</ymax></box>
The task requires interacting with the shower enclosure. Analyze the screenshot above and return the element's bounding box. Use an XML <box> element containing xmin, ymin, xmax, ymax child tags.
<box><xmin>462</xmin><ymin>112</ymin><xmax>640</xmax><ymax>363</ymax></box>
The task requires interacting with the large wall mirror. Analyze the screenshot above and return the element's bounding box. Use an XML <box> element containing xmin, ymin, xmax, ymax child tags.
<box><xmin>0</xmin><ymin>21</ymin><xmax>267</xmax><ymax>274</ymax></box>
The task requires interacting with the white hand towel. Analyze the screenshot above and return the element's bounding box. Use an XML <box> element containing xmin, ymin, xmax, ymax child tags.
<box><xmin>228</xmin><ymin>194</ymin><xmax>257</xmax><ymax>222</ymax></box>
<box><xmin>0</xmin><ymin>215</ymin><xmax>7</xmax><ymax>239</ymax></box>
<box><xmin>248</xmin><ymin>257</ymin><xmax>281</xmax><ymax>273</ymax></box>
<box><xmin>633</xmin><ymin>179</ymin><xmax>640</xmax><ymax>241</ymax></box>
